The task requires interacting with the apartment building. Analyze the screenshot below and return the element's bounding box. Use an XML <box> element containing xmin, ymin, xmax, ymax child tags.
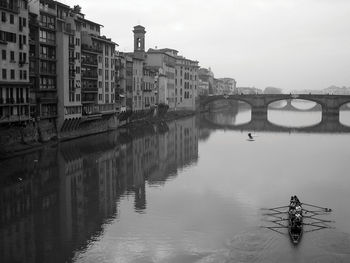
<box><xmin>28</xmin><ymin>0</ymin><xmax>58</xmax><ymax>122</ymax></box>
<box><xmin>172</xmin><ymin>50</ymin><xmax>199</xmax><ymax>110</ymax></box>
<box><xmin>146</xmin><ymin>48</ymin><xmax>176</xmax><ymax>109</ymax></box>
<box><xmin>114</xmin><ymin>52</ymin><xmax>126</xmax><ymax>112</ymax></box>
<box><xmin>27</xmin><ymin>0</ymin><xmax>117</xmax><ymax>133</ymax></box>
<box><xmin>198</xmin><ymin>67</ymin><xmax>214</xmax><ymax>94</ymax></box>
<box><xmin>0</xmin><ymin>0</ymin><xmax>30</xmax><ymax>124</ymax></box>
<box><xmin>142</xmin><ymin>66</ymin><xmax>156</xmax><ymax>110</ymax></box>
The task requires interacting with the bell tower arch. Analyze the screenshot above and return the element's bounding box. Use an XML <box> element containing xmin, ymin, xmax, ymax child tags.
<box><xmin>133</xmin><ymin>25</ymin><xmax>146</xmax><ymax>53</ymax></box>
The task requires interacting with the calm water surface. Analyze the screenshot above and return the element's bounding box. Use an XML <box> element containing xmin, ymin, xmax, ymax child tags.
<box><xmin>1</xmin><ymin>101</ymin><xmax>350</xmax><ymax>263</ymax></box>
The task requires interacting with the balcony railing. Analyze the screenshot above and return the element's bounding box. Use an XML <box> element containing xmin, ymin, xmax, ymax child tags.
<box><xmin>81</xmin><ymin>44</ymin><xmax>103</xmax><ymax>53</ymax></box>
<box><xmin>39</xmin><ymin>38</ymin><xmax>56</xmax><ymax>45</ymax></box>
<box><xmin>39</xmin><ymin>22</ymin><xmax>55</xmax><ymax>30</ymax></box>
<box><xmin>81</xmin><ymin>59</ymin><xmax>98</xmax><ymax>66</ymax></box>
<box><xmin>82</xmin><ymin>72</ymin><xmax>98</xmax><ymax>79</ymax></box>
<box><xmin>82</xmin><ymin>87</ymin><xmax>98</xmax><ymax>93</ymax></box>
<box><xmin>38</xmin><ymin>96</ymin><xmax>58</xmax><ymax>104</ymax></box>
<box><xmin>40</xmin><ymin>53</ymin><xmax>56</xmax><ymax>60</ymax></box>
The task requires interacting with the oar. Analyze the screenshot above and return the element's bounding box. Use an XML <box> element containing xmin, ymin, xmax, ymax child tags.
<box><xmin>303</xmin><ymin>216</ymin><xmax>335</xmax><ymax>223</ymax></box>
<box><xmin>303</xmin><ymin>223</ymin><xmax>334</xmax><ymax>228</ymax></box>
<box><xmin>261</xmin><ymin>205</ymin><xmax>290</xmax><ymax>210</ymax></box>
<box><xmin>302</xmin><ymin>203</ymin><xmax>332</xmax><ymax>212</ymax></box>
<box><xmin>262</xmin><ymin>212</ymin><xmax>287</xmax><ymax>216</ymax></box>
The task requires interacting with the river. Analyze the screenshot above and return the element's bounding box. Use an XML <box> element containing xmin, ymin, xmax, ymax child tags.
<box><xmin>1</xmin><ymin>100</ymin><xmax>350</xmax><ymax>263</ymax></box>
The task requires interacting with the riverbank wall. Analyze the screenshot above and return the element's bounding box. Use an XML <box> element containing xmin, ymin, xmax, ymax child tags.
<box><xmin>0</xmin><ymin>109</ymin><xmax>196</xmax><ymax>160</ymax></box>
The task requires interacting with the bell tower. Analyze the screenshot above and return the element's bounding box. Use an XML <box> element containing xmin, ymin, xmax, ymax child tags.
<box><xmin>133</xmin><ymin>25</ymin><xmax>146</xmax><ymax>53</ymax></box>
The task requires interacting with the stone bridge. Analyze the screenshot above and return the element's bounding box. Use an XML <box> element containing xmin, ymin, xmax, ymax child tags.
<box><xmin>199</xmin><ymin>94</ymin><xmax>350</xmax><ymax>121</ymax></box>
<box><xmin>200</xmin><ymin>113</ymin><xmax>350</xmax><ymax>133</ymax></box>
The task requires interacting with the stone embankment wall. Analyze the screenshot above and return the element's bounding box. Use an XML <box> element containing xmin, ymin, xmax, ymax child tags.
<box><xmin>0</xmin><ymin>110</ymin><xmax>194</xmax><ymax>159</ymax></box>
<box><xmin>59</xmin><ymin>115</ymin><xmax>118</xmax><ymax>141</ymax></box>
<box><xmin>0</xmin><ymin>115</ymin><xmax>117</xmax><ymax>158</ymax></box>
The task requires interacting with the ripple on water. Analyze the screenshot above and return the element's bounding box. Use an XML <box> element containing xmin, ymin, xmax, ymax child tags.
<box><xmin>313</xmin><ymin>230</ymin><xmax>350</xmax><ymax>256</ymax></box>
<box><xmin>196</xmin><ymin>229</ymin><xmax>279</xmax><ymax>263</ymax></box>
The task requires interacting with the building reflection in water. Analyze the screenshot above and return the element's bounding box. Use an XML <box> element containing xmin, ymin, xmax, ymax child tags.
<box><xmin>0</xmin><ymin>116</ymin><xmax>198</xmax><ymax>263</ymax></box>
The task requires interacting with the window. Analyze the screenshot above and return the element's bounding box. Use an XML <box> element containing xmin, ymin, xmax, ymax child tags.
<box><xmin>39</xmin><ymin>29</ymin><xmax>55</xmax><ymax>44</ymax></box>
<box><xmin>40</xmin><ymin>76</ymin><xmax>56</xmax><ymax>89</ymax></box>
<box><xmin>98</xmin><ymin>94</ymin><xmax>102</xmax><ymax>100</ymax></box>
<box><xmin>76</xmin><ymin>94</ymin><xmax>80</xmax><ymax>101</ymax></box>
<box><xmin>23</xmin><ymin>18</ymin><xmax>26</xmax><ymax>27</ymax></box>
<box><xmin>0</xmin><ymin>30</ymin><xmax>16</xmax><ymax>43</ymax></box>
<box><xmin>2</xmin><ymin>50</ymin><xmax>5</xmax><ymax>60</ymax></box>
<box><xmin>2</xmin><ymin>69</ymin><xmax>6</xmax><ymax>79</ymax></box>
<box><xmin>10</xmin><ymin>69</ymin><xmax>15</xmax><ymax>79</ymax></box>
<box><xmin>76</xmin><ymin>38</ymin><xmax>80</xmax><ymax>46</ymax></box>
<box><xmin>10</xmin><ymin>14</ymin><xmax>14</xmax><ymax>24</ymax></box>
<box><xmin>98</xmin><ymin>81</ymin><xmax>102</xmax><ymax>88</ymax></box>
<box><xmin>105</xmin><ymin>70</ymin><xmax>108</xmax><ymax>80</ymax></box>
<box><xmin>98</xmin><ymin>69</ymin><xmax>102</xmax><ymax>76</ymax></box>
<box><xmin>105</xmin><ymin>82</ymin><xmax>109</xmax><ymax>92</ymax></box>
<box><xmin>76</xmin><ymin>66</ymin><xmax>80</xmax><ymax>74</ymax></box>
<box><xmin>76</xmin><ymin>52</ymin><xmax>80</xmax><ymax>60</ymax></box>
<box><xmin>10</xmin><ymin>51</ymin><xmax>14</xmax><ymax>61</ymax></box>
<box><xmin>1</xmin><ymin>12</ymin><xmax>6</xmax><ymax>22</ymax></box>
<box><xmin>105</xmin><ymin>94</ymin><xmax>109</xmax><ymax>103</ymax></box>
<box><xmin>23</xmin><ymin>70</ymin><xmax>27</xmax><ymax>80</ymax></box>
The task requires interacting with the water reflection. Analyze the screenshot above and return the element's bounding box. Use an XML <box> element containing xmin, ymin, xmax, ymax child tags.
<box><xmin>0</xmin><ymin>117</ymin><xmax>199</xmax><ymax>263</ymax></box>
<box><xmin>205</xmin><ymin>102</ymin><xmax>251</xmax><ymax>126</ymax></box>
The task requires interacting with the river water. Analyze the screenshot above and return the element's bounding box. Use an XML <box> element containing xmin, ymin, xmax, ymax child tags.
<box><xmin>1</xmin><ymin>100</ymin><xmax>350</xmax><ymax>263</ymax></box>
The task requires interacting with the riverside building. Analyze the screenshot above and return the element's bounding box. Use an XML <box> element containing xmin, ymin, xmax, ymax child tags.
<box><xmin>0</xmin><ymin>0</ymin><xmax>118</xmax><ymax>142</ymax></box>
<box><xmin>0</xmin><ymin>0</ymin><xmax>30</xmax><ymax>124</ymax></box>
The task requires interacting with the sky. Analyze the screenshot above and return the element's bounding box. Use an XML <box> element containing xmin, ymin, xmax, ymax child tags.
<box><xmin>61</xmin><ymin>0</ymin><xmax>350</xmax><ymax>91</ymax></box>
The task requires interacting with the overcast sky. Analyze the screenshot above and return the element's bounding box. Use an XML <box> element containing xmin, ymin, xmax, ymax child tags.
<box><xmin>62</xmin><ymin>0</ymin><xmax>350</xmax><ymax>91</ymax></box>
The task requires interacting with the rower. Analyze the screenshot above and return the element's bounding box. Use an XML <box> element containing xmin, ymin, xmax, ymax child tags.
<box><xmin>295</xmin><ymin>205</ymin><xmax>302</xmax><ymax>213</ymax></box>
<box><xmin>248</xmin><ymin>133</ymin><xmax>253</xmax><ymax>139</ymax></box>
<box><xmin>294</xmin><ymin>195</ymin><xmax>300</xmax><ymax>205</ymax></box>
<box><xmin>295</xmin><ymin>213</ymin><xmax>302</xmax><ymax>221</ymax></box>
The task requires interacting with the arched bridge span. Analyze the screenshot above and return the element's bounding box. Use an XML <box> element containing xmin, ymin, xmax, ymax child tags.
<box><xmin>200</xmin><ymin>94</ymin><xmax>350</xmax><ymax>121</ymax></box>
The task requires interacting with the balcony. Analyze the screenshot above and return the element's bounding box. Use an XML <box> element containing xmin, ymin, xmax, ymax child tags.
<box><xmin>81</xmin><ymin>44</ymin><xmax>103</xmax><ymax>54</ymax></box>
<box><xmin>40</xmin><ymin>54</ymin><xmax>56</xmax><ymax>60</ymax></box>
<box><xmin>38</xmin><ymin>96</ymin><xmax>58</xmax><ymax>104</ymax></box>
<box><xmin>39</xmin><ymin>38</ymin><xmax>56</xmax><ymax>45</ymax></box>
<box><xmin>0</xmin><ymin>1</ymin><xmax>19</xmax><ymax>13</ymax></box>
<box><xmin>39</xmin><ymin>22</ymin><xmax>56</xmax><ymax>31</ymax></box>
<box><xmin>82</xmin><ymin>72</ymin><xmax>98</xmax><ymax>79</ymax></box>
<box><xmin>82</xmin><ymin>87</ymin><xmax>98</xmax><ymax>93</ymax></box>
<box><xmin>81</xmin><ymin>58</ymin><xmax>98</xmax><ymax>66</ymax></box>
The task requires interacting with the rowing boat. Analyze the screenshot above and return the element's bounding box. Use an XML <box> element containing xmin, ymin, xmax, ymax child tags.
<box><xmin>288</xmin><ymin>196</ymin><xmax>303</xmax><ymax>244</ymax></box>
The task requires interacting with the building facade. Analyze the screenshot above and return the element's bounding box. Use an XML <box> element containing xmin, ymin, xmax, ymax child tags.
<box><xmin>1</xmin><ymin>0</ymin><xmax>119</xmax><ymax>136</ymax></box>
<box><xmin>1</xmin><ymin>0</ymin><xmax>30</xmax><ymax>124</ymax></box>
